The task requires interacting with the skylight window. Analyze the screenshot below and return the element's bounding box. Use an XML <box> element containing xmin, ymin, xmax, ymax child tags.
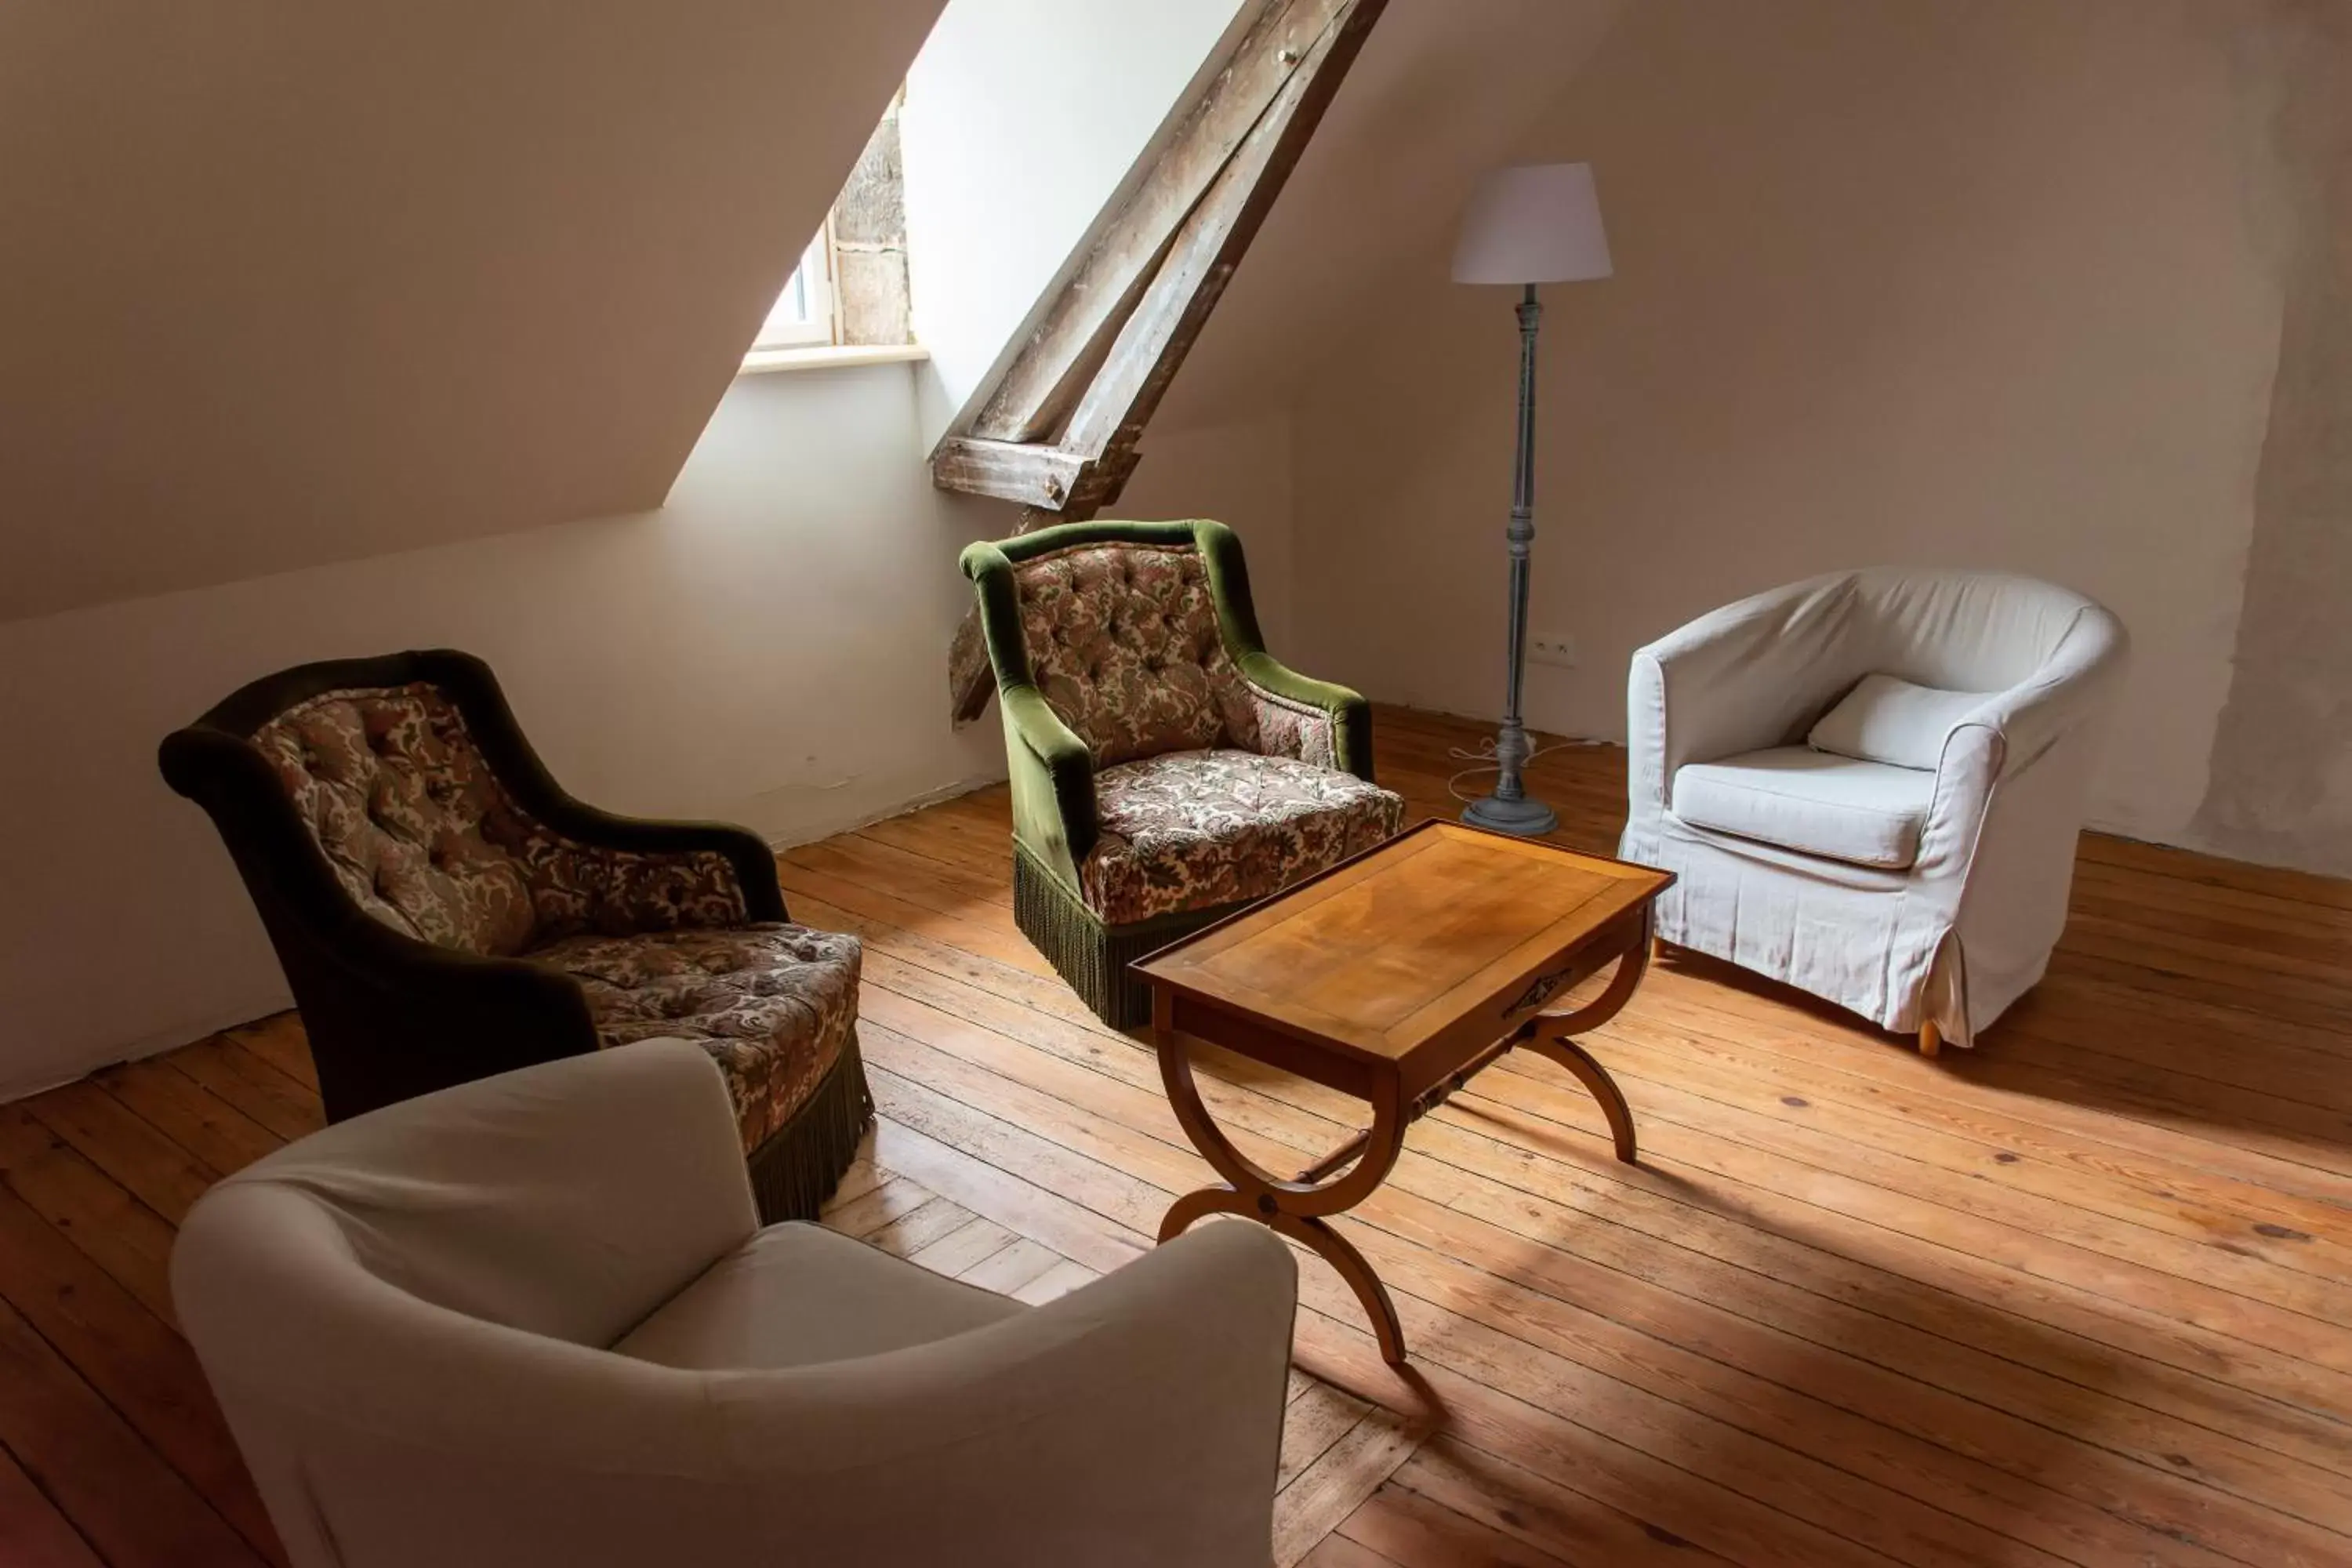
<box><xmin>753</xmin><ymin>227</ymin><xmax>837</xmax><ymax>351</ymax></box>
<box><xmin>747</xmin><ymin>91</ymin><xmax>909</xmax><ymax>359</ymax></box>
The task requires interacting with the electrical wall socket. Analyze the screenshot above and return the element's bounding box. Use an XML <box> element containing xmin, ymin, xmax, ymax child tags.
<box><xmin>1527</xmin><ymin>632</ymin><xmax>1577</xmax><ymax>668</ymax></box>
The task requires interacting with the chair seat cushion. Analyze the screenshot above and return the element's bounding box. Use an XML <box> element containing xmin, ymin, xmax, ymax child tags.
<box><xmin>613</xmin><ymin>1221</ymin><xmax>1023</xmax><ymax>1370</ymax></box>
<box><xmin>1081</xmin><ymin>750</ymin><xmax>1404</xmax><ymax>924</ymax></box>
<box><xmin>1671</xmin><ymin>747</ymin><xmax>1936</xmax><ymax>870</ymax></box>
<box><xmin>529</xmin><ymin>924</ymin><xmax>861</xmax><ymax>1152</ymax></box>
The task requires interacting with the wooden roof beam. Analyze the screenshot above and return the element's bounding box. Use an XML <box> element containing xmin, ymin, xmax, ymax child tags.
<box><xmin>935</xmin><ymin>0</ymin><xmax>1387</xmax><ymax>720</ymax></box>
<box><xmin>930</xmin><ymin>438</ymin><xmax>1087</xmax><ymax>510</ymax></box>
<box><xmin>967</xmin><ymin>0</ymin><xmax>1363</xmax><ymax>447</ymax></box>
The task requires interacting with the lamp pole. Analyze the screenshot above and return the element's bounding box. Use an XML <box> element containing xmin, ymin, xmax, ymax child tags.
<box><xmin>1463</xmin><ymin>282</ymin><xmax>1557</xmax><ymax>837</ymax></box>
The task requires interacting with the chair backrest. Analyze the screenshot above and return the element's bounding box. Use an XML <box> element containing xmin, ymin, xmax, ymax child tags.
<box><xmin>172</xmin><ymin>1040</ymin><xmax>1298</xmax><ymax>1568</ymax></box>
<box><xmin>172</xmin><ymin>1040</ymin><xmax>764</xmax><ymax>1566</ymax></box>
<box><xmin>252</xmin><ymin>681</ymin><xmax>550</xmax><ymax>954</ymax></box>
<box><xmin>1841</xmin><ymin>568</ymin><xmax>2114</xmax><ymax>696</ymax></box>
<box><xmin>1691</xmin><ymin>568</ymin><xmax>2119</xmax><ymax>734</ymax></box>
<box><xmin>162</xmin><ymin>650</ymin><xmax>746</xmax><ymax>960</ymax></box>
<box><xmin>1008</xmin><ymin>535</ymin><xmax>1262</xmax><ymax>766</ymax></box>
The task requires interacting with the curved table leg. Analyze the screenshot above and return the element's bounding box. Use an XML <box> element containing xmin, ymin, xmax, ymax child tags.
<box><xmin>1156</xmin><ymin>1034</ymin><xmax>1413</xmax><ymax>1363</ymax></box>
<box><xmin>1521</xmin><ymin>909</ymin><xmax>1651</xmax><ymax>1164</ymax></box>
<box><xmin>1159</xmin><ymin>1185</ymin><xmax>1408</xmax><ymax>1366</ymax></box>
<box><xmin>1519</xmin><ymin>1032</ymin><xmax>1638</xmax><ymax>1163</ymax></box>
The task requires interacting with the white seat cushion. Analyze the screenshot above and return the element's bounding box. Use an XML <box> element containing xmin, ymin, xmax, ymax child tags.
<box><xmin>613</xmin><ymin>1221</ymin><xmax>1023</xmax><ymax>1370</ymax></box>
<box><xmin>1671</xmin><ymin>747</ymin><xmax>1937</xmax><ymax>870</ymax></box>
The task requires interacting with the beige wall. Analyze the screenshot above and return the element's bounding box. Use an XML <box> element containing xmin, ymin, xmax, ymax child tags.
<box><xmin>0</xmin><ymin>0</ymin><xmax>1305</xmax><ymax>1098</ymax></box>
<box><xmin>1293</xmin><ymin>0</ymin><xmax>2288</xmax><ymax>848</ymax></box>
<box><xmin>2194</xmin><ymin>1</ymin><xmax>2352</xmax><ymax>876</ymax></box>
<box><xmin>8</xmin><ymin>0</ymin><xmax>2339</xmax><ymax>1095</ymax></box>
<box><xmin>0</xmin><ymin>363</ymin><xmax>1298</xmax><ymax>1106</ymax></box>
<box><xmin>0</xmin><ymin>364</ymin><xmax>990</xmax><ymax>1098</ymax></box>
<box><xmin>1159</xmin><ymin>0</ymin><xmax>1631</xmax><ymax>430</ymax></box>
<box><xmin>0</xmin><ymin>0</ymin><xmax>938</xmax><ymax>622</ymax></box>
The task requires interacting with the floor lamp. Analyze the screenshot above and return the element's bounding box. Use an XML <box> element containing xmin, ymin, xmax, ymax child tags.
<box><xmin>1453</xmin><ymin>162</ymin><xmax>1613</xmax><ymax>837</ymax></box>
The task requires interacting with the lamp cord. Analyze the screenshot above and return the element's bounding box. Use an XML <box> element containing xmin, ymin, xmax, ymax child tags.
<box><xmin>1446</xmin><ymin>735</ymin><xmax>1607</xmax><ymax>804</ymax></box>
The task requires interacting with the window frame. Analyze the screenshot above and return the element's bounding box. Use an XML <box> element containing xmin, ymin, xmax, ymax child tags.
<box><xmin>750</xmin><ymin>220</ymin><xmax>840</xmax><ymax>352</ymax></box>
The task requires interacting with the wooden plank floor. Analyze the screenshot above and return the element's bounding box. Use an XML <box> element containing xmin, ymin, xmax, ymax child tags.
<box><xmin>5</xmin><ymin>705</ymin><xmax>2350</xmax><ymax>1566</ymax></box>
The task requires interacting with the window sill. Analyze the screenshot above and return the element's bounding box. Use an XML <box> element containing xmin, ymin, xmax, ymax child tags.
<box><xmin>738</xmin><ymin>343</ymin><xmax>930</xmax><ymax>377</ymax></box>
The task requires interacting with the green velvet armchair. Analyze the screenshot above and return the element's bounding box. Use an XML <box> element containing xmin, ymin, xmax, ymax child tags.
<box><xmin>960</xmin><ymin>519</ymin><xmax>1403</xmax><ymax>1027</ymax></box>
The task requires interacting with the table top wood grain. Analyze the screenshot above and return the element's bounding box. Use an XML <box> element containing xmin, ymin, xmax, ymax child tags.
<box><xmin>1136</xmin><ymin>821</ymin><xmax>1673</xmax><ymax>1091</ymax></box>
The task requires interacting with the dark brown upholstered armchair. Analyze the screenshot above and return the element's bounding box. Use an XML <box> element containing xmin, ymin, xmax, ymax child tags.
<box><xmin>160</xmin><ymin>649</ymin><xmax>869</xmax><ymax>1221</ymax></box>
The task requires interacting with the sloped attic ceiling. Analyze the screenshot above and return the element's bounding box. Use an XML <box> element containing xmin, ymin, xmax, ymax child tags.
<box><xmin>0</xmin><ymin>0</ymin><xmax>942</xmax><ymax>622</ymax></box>
<box><xmin>1153</xmin><ymin>0</ymin><xmax>1630</xmax><ymax>430</ymax></box>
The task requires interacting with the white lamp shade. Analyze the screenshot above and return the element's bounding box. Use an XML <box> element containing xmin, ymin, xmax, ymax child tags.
<box><xmin>1451</xmin><ymin>162</ymin><xmax>1613</xmax><ymax>285</ymax></box>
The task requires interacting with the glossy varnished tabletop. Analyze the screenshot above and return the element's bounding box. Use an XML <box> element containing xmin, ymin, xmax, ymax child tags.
<box><xmin>1138</xmin><ymin>820</ymin><xmax>1672</xmax><ymax>1102</ymax></box>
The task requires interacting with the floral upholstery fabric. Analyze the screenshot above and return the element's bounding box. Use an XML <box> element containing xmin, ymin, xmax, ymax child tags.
<box><xmin>1238</xmin><ymin>679</ymin><xmax>1339</xmax><ymax>771</ymax></box>
<box><xmin>1014</xmin><ymin>543</ymin><xmax>1264</xmax><ymax>767</ymax></box>
<box><xmin>254</xmin><ymin>684</ymin><xmax>746</xmax><ymax>956</ymax></box>
<box><xmin>1080</xmin><ymin>750</ymin><xmax>1405</xmax><ymax>924</ymax></box>
<box><xmin>531</xmin><ymin>923</ymin><xmax>862</xmax><ymax>1152</ymax></box>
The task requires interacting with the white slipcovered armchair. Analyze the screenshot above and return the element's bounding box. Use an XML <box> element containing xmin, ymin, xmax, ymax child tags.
<box><xmin>172</xmin><ymin>1038</ymin><xmax>1298</xmax><ymax>1568</ymax></box>
<box><xmin>1620</xmin><ymin>568</ymin><xmax>2126</xmax><ymax>1052</ymax></box>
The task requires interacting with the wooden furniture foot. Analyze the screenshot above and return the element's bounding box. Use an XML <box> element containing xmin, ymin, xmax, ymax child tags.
<box><xmin>1160</xmin><ymin>1185</ymin><xmax>1407</xmax><ymax>1365</ymax></box>
<box><xmin>1919</xmin><ymin>1020</ymin><xmax>1941</xmax><ymax>1058</ymax></box>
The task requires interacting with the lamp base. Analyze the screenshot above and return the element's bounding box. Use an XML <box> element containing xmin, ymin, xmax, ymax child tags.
<box><xmin>1461</xmin><ymin>791</ymin><xmax>1558</xmax><ymax>837</ymax></box>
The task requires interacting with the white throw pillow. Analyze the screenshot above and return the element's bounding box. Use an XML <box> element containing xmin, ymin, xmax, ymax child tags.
<box><xmin>1807</xmin><ymin>674</ymin><xmax>1994</xmax><ymax>771</ymax></box>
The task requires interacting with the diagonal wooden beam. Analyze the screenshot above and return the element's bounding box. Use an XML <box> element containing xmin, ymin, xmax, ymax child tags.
<box><xmin>937</xmin><ymin>0</ymin><xmax>1387</xmax><ymax>721</ymax></box>
<box><xmin>931</xmin><ymin>438</ymin><xmax>1088</xmax><ymax>510</ymax></box>
<box><xmin>1052</xmin><ymin>1</ymin><xmax>1371</xmax><ymax>466</ymax></box>
<box><xmin>968</xmin><ymin>0</ymin><xmax>1357</xmax><ymax>447</ymax></box>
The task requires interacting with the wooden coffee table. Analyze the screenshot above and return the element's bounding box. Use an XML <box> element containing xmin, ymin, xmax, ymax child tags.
<box><xmin>1134</xmin><ymin>820</ymin><xmax>1674</xmax><ymax>1365</ymax></box>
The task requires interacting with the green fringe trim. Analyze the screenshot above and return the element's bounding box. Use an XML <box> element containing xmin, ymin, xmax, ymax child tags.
<box><xmin>745</xmin><ymin>1029</ymin><xmax>875</xmax><ymax>1224</ymax></box>
<box><xmin>1012</xmin><ymin>841</ymin><xmax>1242</xmax><ymax>1029</ymax></box>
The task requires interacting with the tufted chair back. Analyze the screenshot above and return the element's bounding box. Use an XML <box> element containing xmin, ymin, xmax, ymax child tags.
<box><xmin>242</xmin><ymin>681</ymin><xmax>745</xmax><ymax>958</ymax></box>
<box><xmin>1011</xmin><ymin>542</ymin><xmax>1268</xmax><ymax>767</ymax></box>
<box><xmin>255</xmin><ymin>684</ymin><xmax>542</xmax><ymax>954</ymax></box>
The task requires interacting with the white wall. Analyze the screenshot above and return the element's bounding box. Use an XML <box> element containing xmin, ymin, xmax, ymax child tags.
<box><xmin>0</xmin><ymin>363</ymin><xmax>1008</xmax><ymax>1100</ymax></box>
<box><xmin>1293</xmin><ymin>0</ymin><xmax>2283</xmax><ymax>846</ymax></box>
<box><xmin>901</xmin><ymin>0</ymin><xmax>1252</xmax><ymax>445</ymax></box>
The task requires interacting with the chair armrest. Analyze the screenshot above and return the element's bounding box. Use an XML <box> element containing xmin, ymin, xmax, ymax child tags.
<box><xmin>728</xmin><ymin>1221</ymin><xmax>1299</xmax><ymax>1566</ymax></box>
<box><xmin>1235</xmin><ymin>652</ymin><xmax>1375</xmax><ymax>781</ymax></box>
<box><xmin>1189</xmin><ymin>516</ymin><xmax>1376</xmax><ymax>782</ymax></box>
<box><xmin>290</xmin><ymin>903</ymin><xmax>604</xmax><ymax>1120</ymax></box>
<box><xmin>960</xmin><ymin>539</ymin><xmax>1098</xmax><ymax>879</ymax></box>
<box><xmin>358</xmin><ymin>649</ymin><xmax>780</xmax><ymax>924</ymax></box>
<box><xmin>1958</xmin><ymin>601</ymin><xmax>2129</xmax><ymax>784</ymax></box>
<box><xmin>1000</xmin><ymin>681</ymin><xmax>1099</xmax><ymax>872</ymax></box>
<box><xmin>1628</xmin><ymin>573</ymin><xmax>1869</xmax><ymax>811</ymax></box>
<box><xmin>524</xmin><ymin>804</ymin><xmax>787</xmax><ymax>925</ymax></box>
<box><xmin>422</xmin><ymin>653</ymin><xmax>784</xmax><ymax>924</ymax></box>
<box><xmin>1916</xmin><ymin>603</ymin><xmax>2127</xmax><ymax>877</ymax></box>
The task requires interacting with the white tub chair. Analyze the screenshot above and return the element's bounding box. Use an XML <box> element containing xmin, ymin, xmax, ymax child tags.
<box><xmin>172</xmin><ymin>1038</ymin><xmax>1298</xmax><ymax>1568</ymax></box>
<box><xmin>1619</xmin><ymin>568</ymin><xmax>2126</xmax><ymax>1053</ymax></box>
